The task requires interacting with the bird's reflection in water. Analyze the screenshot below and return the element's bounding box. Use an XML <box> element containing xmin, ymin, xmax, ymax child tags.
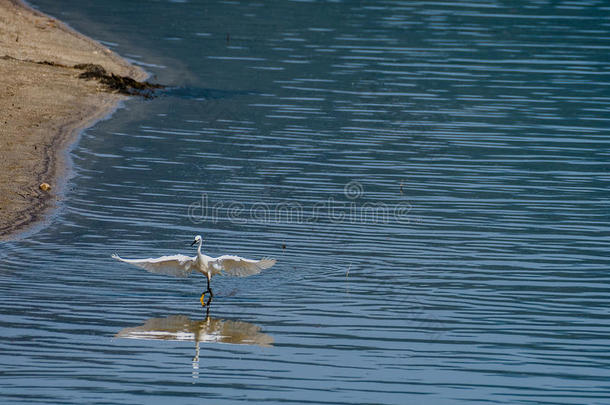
<box><xmin>115</xmin><ymin>309</ymin><xmax>273</xmax><ymax>376</ymax></box>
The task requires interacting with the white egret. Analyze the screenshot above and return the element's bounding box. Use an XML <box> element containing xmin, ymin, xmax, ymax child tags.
<box><xmin>112</xmin><ymin>235</ymin><xmax>276</xmax><ymax>306</ymax></box>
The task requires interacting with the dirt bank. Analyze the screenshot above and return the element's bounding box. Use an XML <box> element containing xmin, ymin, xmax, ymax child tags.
<box><xmin>0</xmin><ymin>0</ymin><xmax>148</xmax><ymax>239</ymax></box>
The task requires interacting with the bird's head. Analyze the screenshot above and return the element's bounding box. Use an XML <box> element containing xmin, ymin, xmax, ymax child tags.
<box><xmin>191</xmin><ymin>235</ymin><xmax>202</xmax><ymax>246</ymax></box>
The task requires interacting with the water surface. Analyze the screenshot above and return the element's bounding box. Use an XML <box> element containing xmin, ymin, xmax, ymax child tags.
<box><xmin>2</xmin><ymin>1</ymin><xmax>610</xmax><ymax>403</ymax></box>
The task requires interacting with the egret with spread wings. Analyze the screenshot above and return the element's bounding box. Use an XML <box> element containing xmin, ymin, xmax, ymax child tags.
<box><xmin>112</xmin><ymin>235</ymin><xmax>276</xmax><ymax>306</ymax></box>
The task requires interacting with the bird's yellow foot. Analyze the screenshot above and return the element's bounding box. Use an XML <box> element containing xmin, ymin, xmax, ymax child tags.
<box><xmin>200</xmin><ymin>293</ymin><xmax>206</xmax><ymax>307</ymax></box>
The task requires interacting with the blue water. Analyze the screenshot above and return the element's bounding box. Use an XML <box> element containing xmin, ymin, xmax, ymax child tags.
<box><xmin>2</xmin><ymin>0</ymin><xmax>610</xmax><ymax>403</ymax></box>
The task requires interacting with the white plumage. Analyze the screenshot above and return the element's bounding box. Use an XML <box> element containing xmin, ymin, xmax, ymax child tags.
<box><xmin>112</xmin><ymin>235</ymin><xmax>276</xmax><ymax>305</ymax></box>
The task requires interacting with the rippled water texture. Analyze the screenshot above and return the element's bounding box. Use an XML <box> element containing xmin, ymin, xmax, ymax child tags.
<box><xmin>2</xmin><ymin>1</ymin><xmax>610</xmax><ymax>403</ymax></box>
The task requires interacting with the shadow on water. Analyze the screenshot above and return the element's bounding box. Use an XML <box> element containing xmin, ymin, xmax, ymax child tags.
<box><xmin>160</xmin><ymin>86</ymin><xmax>258</xmax><ymax>101</ymax></box>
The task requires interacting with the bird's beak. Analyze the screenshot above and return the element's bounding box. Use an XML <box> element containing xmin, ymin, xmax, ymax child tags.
<box><xmin>190</xmin><ymin>240</ymin><xmax>197</xmax><ymax>246</ymax></box>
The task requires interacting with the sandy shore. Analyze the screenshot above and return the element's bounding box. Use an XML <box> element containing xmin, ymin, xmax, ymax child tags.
<box><xmin>0</xmin><ymin>0</ymin><xmax>147</xmax><ymax>239</ymax></box>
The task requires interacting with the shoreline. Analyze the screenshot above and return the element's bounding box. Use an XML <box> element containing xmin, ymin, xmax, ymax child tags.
<box><xmin>0</xmin><ymin>0</ymin><xmax>147</xmax><ymax>240</ymax></box>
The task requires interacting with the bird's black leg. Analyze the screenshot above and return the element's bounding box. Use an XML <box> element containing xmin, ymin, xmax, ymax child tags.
<box><xmin>207</xmin><ymin>275</ymin><xmax>213</xmax><ymax>296</ymax></box>
<box><xmin>200</xmin><ymin>274</ymin><xmax>214</xmax><ymax>306</ymax></box>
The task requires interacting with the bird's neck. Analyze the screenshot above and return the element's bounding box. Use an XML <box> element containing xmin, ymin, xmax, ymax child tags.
<box><xmin>197</xmin><ymin>241</ymin><xmax>203</xmax><ymax>256</ymax></box>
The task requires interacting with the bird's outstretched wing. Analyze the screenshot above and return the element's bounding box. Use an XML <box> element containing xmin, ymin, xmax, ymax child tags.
<box><xmin>112</xmin><ymin>254</ymin><xmax>196</xmax><ymax>278</ymax></box>
<box><xmin>210</xmin><ymin>255</ymin><xmax>276</xmax><ymax>277</ymax></box>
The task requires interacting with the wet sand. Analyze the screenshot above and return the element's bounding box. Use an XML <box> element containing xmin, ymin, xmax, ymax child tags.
<box><xmin>0</xmin><ymin>0</ymin><xmax>146</xmax><ymax>239</ymax></box>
